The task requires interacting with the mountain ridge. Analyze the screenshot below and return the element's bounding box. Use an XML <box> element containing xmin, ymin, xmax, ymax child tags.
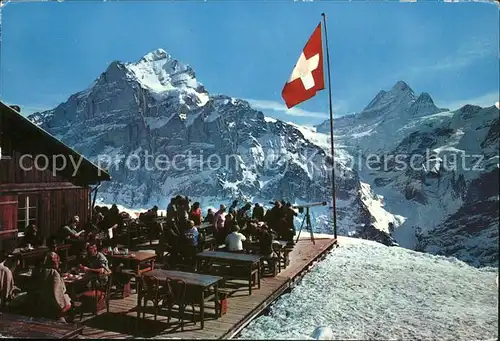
<box><xmin>315</xmin><ymin>81</ymin><xmax>498</xmax><ymax>267</ymax></box>
<box><xmin>27</xmin><ymin>50</ymin><xmax>499</xmax><ymax>267</ymax></box>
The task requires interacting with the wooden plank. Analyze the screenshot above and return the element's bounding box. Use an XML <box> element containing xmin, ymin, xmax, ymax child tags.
<box><xmin>108</xmin><ymin>251</ymin><xmax>156</xmax><ymax>262</ymax></box>
<box><xmin>143</xmin><ymin>269</ymin><xmax>222</xmax><ymax>287</ymax></box>
<box><xmin>0</xmin><ymin>182</ymin><xmax>83</xmax><ymax>192</ymax></box>
<box><xmin>75</xmin><ymin>238</ymin><xmax>336</xmax><ymax>339</ymax></box>
<box><xmin>197</xmin><ymin>251</ymin><xmax>262</xmax><ymax>264</ymax></box>
<box><xmin>0</xmin><ymin>195</ymin><xmax>18</xmax><ymax>238</ymax></box>
<box><xmin>0</xmin><ymin>312</ymin><xmax>84</xmax><ymax>339</ymax></box>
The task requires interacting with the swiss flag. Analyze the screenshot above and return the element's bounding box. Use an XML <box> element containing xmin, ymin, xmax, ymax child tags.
<box><xmin>282</xmin><ymin>23</ymin><xmax>325</xmax><ymax>109</ymax></box>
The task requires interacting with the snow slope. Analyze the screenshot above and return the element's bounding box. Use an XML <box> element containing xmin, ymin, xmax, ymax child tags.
<box><xmin>238</xmin><ymin>237</ymin><xmax>498</xmax><ymax>340</ymax></box>
<box><xmin>315</xmin><ymin>81</ymin><xmax>499</xmax><ymax>266</ymax></box>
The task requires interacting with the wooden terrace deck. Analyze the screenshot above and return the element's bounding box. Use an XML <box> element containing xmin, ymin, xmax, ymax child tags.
<box><xmin>78</xmin><ymin>237</ymin><xmax>337</xmax><ymax>339</ymax></box>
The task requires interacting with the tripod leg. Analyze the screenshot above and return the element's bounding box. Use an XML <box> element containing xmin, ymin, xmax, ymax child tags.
<box><xmin>306</xmin><ymin>213</ymin><xmax>315</xmax><ymax>245</ymax></box>
<box><xmin>295</xmin><ymin>215</ymin><xmax>306</xmax><ymax>244</ymax></box>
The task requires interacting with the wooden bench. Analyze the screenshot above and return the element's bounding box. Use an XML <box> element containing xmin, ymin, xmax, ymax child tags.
<box><xmin>208</xmin><ymin>287</ymin><xmax>233</xmax><ymax>317</ymax></box>
<box><xmin>196</xmin><ymin>251</ymin><xmax>262</xmax><ymax>296</ymax></box>
<box><xmin>206</xmin><ymin>263</ymin><xmax>260</xmax><ymax>295</ymax></box>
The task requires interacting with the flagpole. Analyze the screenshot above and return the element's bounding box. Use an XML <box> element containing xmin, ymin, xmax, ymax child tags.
<box><xmin>321</xmin><ymin>13</ymin><xmax>338</xmax><ymax>241</ymax></box>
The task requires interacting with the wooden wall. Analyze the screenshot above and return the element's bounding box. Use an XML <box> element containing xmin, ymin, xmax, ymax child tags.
<box><xmin>0</xmin><ymin>195</ymin><xmax>18</xmax><ymax>240</ymax></box>
<box><xmin>0</xmin><ymin>149</ymin><xmax>68</xmax><ymax>184</ymax></box>
<box><xmin>39</xmin><ymin>187</ymin><xmax>91</xmax><ymax>238</ymax></box>
<box><xmin>1</xmin><ymin>114</ymin><xmax>93</xmax><ymax>241</ymax></box>
<box><xmin>0</xmin><ymin>187</ymin><xmax>90</xmax><ymax>240</ymax></box>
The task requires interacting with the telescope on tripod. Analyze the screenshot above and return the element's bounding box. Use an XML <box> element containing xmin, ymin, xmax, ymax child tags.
<box><xmin>292</xmin><ymin>201</ymin><xmax>327</xmax><ymax>244</ymax></box>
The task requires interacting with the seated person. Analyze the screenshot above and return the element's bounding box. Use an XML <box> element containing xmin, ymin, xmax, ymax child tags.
<box><xmin>58</xmin><ymin>216</ymin><xmax>84</xmax><ymax>240</ymax></box>
<box><xmin>92</xmin><ymin>206</ymin><xmax>105</xmax><ymax>226</ymax></box>
<box><xmin>225</xmin><ymin>225</ymin><xmax>247</xmax><ymax>252</ymax></box>
<box><xmin>28</xmin><ymin>252</ymin><xmax>72</xmax><ymax>320</ymax></box>
<box><xmin>23</xmin><ymin>223</ymin><xmax>43</xmax><ymax>248</ymax></box>
<box><xmin>139</xmin><ymin>206</ymin><xmax>158</xmax><ymax>223</ymax></box>
<box><xmin>181</xmin><ymin>221</ymin><xmax>199</xmax><ymax>265</ymax></box>
<box><xmin>183</xmin><ymin>220</ymin><xmax>199</xmax><ymax>249</ymax></box>
<box><xmin>99</xmin><ymin>206</ymin><xmax>110</xmax><ymax>221</ymax></box>
<box><xmin>162</xmin><ymin>221</ymin><xmax>181</xmax><ymax>262</ymax></box>
<box><xmin>0</xmin><ymin>250</ymin><xmax>18</xmax><ymax>308</ymax></box>
<box><xmin>258</xmin><ymin>226</ymin><xmax>277</xmax><ymax>259</ymax></box>
<box><xmin>89</xmin><ymin>207</ymin><xmax>104</xmax><ymax>231</ymax></box>
<box><xmin>79</xmin><ymin>243</ymin><xmax>111</xmax><ymax>286</ymax></box>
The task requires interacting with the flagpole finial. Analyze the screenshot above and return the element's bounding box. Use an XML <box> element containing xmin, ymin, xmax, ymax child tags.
<box><xmin>321</xmin><ymin>12</ymin><xmax>326</xmax><ymax>17</ymax></box>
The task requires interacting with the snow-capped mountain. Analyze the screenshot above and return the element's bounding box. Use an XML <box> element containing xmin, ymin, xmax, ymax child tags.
<box><xmin>317</xmin><ymin>81</ymin><xmax>499</xmax><ymax>267</ymax></box>
<box><xmin>28</xmin><ymin>49</ymin><xmax>395</xmax><ymax>238</ymax></box>
<box><xmin>28</xmin><ymin>50</ymin><xmax>498</xmax><ymax>266</ymax></box>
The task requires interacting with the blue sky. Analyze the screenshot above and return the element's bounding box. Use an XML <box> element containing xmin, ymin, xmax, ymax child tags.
<box><xmin>0</xmin><ymin>0</ymin><xmax>498</xmax><ymax>126</ymax></box>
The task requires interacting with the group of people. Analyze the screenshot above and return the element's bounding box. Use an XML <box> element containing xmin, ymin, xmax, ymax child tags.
<box><xmin>0</xmin><ymin>241</ymin><xmax>112</xmax><ymax>322</ymax></box>
<box><xmin>1</xmin><ymin>197</ymin><xmax>303</xmax><ymax>322</ymax></box>
<box><xmin>147</xmin><ymin>197</ymin><xmax>300</xmax><ymax>265</ymax></box>
<box><xmin>209</xmin><ymin>199</ymin><xmax>298</xmax><ymax>246</ymax></box>
<box><xmin>43</xmin><ymin>205</ymin><xmax>131</xmax><ymax>250</ymax></box>
<box><xmin>17</xmin><ymin>205</ymin><xmax>126</xmax><ymax>252</ymax></box>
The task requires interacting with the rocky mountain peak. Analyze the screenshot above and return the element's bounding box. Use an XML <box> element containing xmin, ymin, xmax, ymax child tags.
<box><xmin>139</xmin><ymin>48</ymin><xmax>170</xmax><ymax>63</ymax></box>
<box><xmin>406</xmin><ymin>92</ymin><xmax>442</xmax><ymax>116</ymax></box>
<box><xmin>415</xmin><ymin>92</ymin><xmax>434</xmax><ymax>104</ymax></box>
<box><xmin>118</xmin><ymin>48</ymin><xmax>209</xmax><ymax>107</ymax></box>
<box><xmin>390</xmin><ymin>80</ymin><xmax>413</xmax><ymax>94</ymax></box>
<box><xmin>361</xmin><ymin>80</ymin><xmax>416</xmax><ymax>114</ymax></box>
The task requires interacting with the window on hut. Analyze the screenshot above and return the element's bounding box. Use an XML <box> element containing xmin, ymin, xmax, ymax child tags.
<box><xmin>17</xmin><ymin>195</ymin><xmax>38</xmax><ymax>232</ymax></box>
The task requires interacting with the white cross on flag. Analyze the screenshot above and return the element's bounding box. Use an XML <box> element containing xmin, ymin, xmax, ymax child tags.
<box><xmin>282</xmin><ymin>23</ymin><xmax>325</xmax><ymax>109</ymax></box>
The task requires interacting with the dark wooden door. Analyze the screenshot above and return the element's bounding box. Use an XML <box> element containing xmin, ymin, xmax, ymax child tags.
<box><xmin>0</xmin><ymin>194</ymin><xmax>18</xmax><ymax>239</ymax></box>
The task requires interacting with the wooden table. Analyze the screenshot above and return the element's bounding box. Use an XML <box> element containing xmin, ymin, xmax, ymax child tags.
<box><xmin>12</xmin><ymin>246</ymin><xmax>49</xmax><ymax>269</ymax></box>
<box><xmin>0</xmin><ymin>312</ymin><xmax>84</xmax><ymax>339</ymax></box>
<box><xmin>63</xmin><ymin>271</ymin><xmax>113</xmax><ymax>316</ymax></box>
<box><xmin>197</xmin><ymin>222</ymin><xmax>213</xmax><ymax>232</ymax></box>
<box><xmin>63</xmin><ymin>271</ymin><xmax>96</xmax><ymax>286</ymax></box>
<box><xmin>196</xmin><ymin>251</ymin><xmax>262</xmax><ymax>295</ymax></box>
<box><xmin>137</xmin><ymin>269</ymin><xmax>222</xmax><ymax>329</ymax></box>
<box><xmin>19</xmin><ymin>269</ymin><xmax>98</xmax><ymax>299</ymax></box>
<box><xmin>108</xmin><ymin>251</ymin><xmax>156</xmax><ymax>275</ymax></box>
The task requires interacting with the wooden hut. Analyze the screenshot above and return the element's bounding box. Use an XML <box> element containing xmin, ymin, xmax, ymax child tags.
<box><xmin>0</xmin><ymin>102</ymin><xmax>110</xmax><ymax>248</ymax></box>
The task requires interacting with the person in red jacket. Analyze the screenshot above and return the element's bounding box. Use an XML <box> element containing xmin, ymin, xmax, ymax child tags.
<box><xmin>189</xmin><ymin>202</ymin><xmax>202</xmax><ymax>226</ymax></box>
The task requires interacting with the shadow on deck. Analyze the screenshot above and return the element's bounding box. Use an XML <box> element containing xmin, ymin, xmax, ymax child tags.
<box><xmin>79</xmin><ymin>237</ymin><xmax>337</xmax><ymax>339</ymax></box>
